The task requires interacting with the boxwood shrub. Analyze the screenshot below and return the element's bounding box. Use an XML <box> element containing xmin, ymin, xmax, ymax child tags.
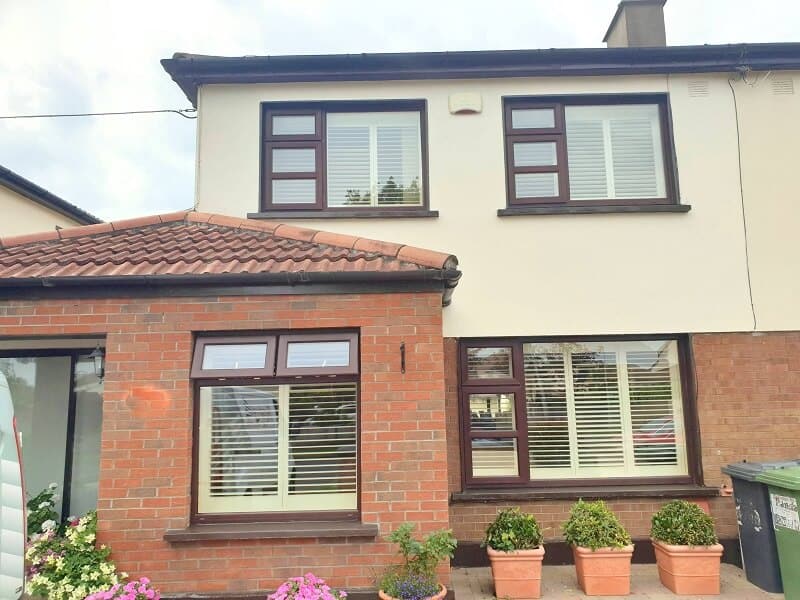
<box><xmin>651</xmin><ymin>500</ymin><xmax>718</xmax><ymax>546</ymax></box>
<box><xmin>483</xmin><ymin>507</ymin><xmax>543</xmax><ymax>552</ymax></box>
<box><xmin>562</xmin><ymin>500</ymin><xmax>632</xmax><ymax>550</ymax></box>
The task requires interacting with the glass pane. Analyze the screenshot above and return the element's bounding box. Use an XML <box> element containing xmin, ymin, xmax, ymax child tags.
<box><xmin>272</xmin><ymin>179</ymin><xmax>317</xmax><ymax>204</ymax></box>
<box><xmin>523</xmin><ymin>339</ymin><xmax>687</xmax><ymax>480</ymax></box>
<box><xmin>511</xmin><ymin>108</ymin><xmax>555</xmax><ymax>129</ymax></box>
<box><xmin>565</xmin><ymin>104</ymin><xmax>665</xmax><ymax>200</ymax></box>
<box><xmin>0</xmin><ymin>356</ymin><xmax>71</xmax><ymax>517</ymax></box>
<box><xmin>272</xmin><ymin>148</ymin><xmax>316</xmax><ymax>173</ymax></box>
<box><xmin>466</xmin><ymin>347</ymin><xmax>513</xmax><ymax>379</ymax></box>
<box><xmin>376</xmin><ymin>119</ymin><xmax>422</xmax><ymax>206</ymax></box>
<box><xmin>202</xmin><ymin>343</ymin><xmax>267</xmax><ymax>370</ymax></box>
<box><xmin>69</xmin><ymin>356</ymin><xmax>103</xmax><ymax>517</ymax></box>
<box><xmin>471</xmin><ymin>439</ymin><xmax>518</xmax><ymax>477</ymax></box>
<box><xmin>272</xmin><ymin>114</ymin><xmax>316</xmax><ymax>136</ymax></box>
<box><xmin>524</xmin><ymin>350</ymin><xmax>571</xmax><ymax>471</ymax></box>
<box><xmin>198</xmin><ymin>386</ymin><xmax>280</xmax><ymax>514</ymax></box>
<box><xmin>327</xmin><ymin>112</ymin><xmax>422</xmax><ymax>207</ymax></box>
<box><xmin>515</xmin><ymin>172</ymin><xmax>558</xmax><ymax>199</ymax></box>
<box><xmin>288</xmin><ymin>383</ymin><xmax>357</xmax><ymax>503</ymax></box>
<box><xmin>513</xmin><ymin>142</ymin><xmax>557</xmax><ymax>167</ymax></box>
<box><xmin>469</xmin><ymin>393</ymin><xmax>515</xmax><ymax>430</ymax></box>
<box><xmin>286</xmin><ymin>341</ymin><xmax>350</xmax><ymax>369</ymax></box>
<box><xmin>627</xmin><ymin>341</ymin><xmax>681</xmax><ymax>466</ymax></box>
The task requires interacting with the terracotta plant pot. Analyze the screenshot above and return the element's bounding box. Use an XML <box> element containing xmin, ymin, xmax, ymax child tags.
<box><xmin>487</xmin><ymin>546</ymin><xmax>545</xmax><ymax>599</ymax></box>
<box><xmin>378</xmin><ymin>584</ymin><xmax>447</xmax><ymax>600</ymax></box>
<box><xmin>652</xmin><ymin>539</ymin><xmax>724</xmax><ymax>595</ymax></box>
<box><xmin>572</xmin><ymin>544</ymin><xmax>634</xmax><ymax>596</ymax></box>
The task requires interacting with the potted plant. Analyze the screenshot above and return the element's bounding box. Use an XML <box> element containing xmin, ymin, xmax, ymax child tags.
<box><xmin>378</xmin><ymin>523</ymin><xmax>457</xmax><ymax>600</ymax></box>
<box><xmin>482</xmin><ymin>507</ymin><xmax>545</xmax><ymax>599</ymax></box>
<box><xmin>650</xmin><ymin>500</ymin><xmax>723</xmax><ymax>595</ymax></box>
<box><xmin>562</xmin><ymin>500</ymin><xmax>634</xmax><ymax>596</ymax></box>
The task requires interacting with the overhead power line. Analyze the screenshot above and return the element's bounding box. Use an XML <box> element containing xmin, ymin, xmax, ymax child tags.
<box><xmin>0</xmin><ymin>108</ymin><xmax>197</xmax><ymax>120</ymax></box>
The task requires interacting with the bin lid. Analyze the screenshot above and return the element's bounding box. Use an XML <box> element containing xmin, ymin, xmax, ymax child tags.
<box><xmin>756</xmin><ymin>466</ymin><xmax>800</xmax><ymax>490</ymax></box>
<box><xmin>722</xmin><ymin>460</ymin><xmax>800</xmax><ymax>481</ymax></box>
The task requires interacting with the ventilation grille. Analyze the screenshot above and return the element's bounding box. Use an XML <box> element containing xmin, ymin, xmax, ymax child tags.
<box><xmin>687</xmin><ymin>80</ymin><xmax>710</xmax><ymax>97</ymax></box>
<box><xmin>772</xmin><ymin>78</ymin><xmax>795</xmax><ymax>95</ymax></box>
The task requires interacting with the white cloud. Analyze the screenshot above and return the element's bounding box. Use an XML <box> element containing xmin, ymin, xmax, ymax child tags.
<box><xmin>1</xmin><ymin>0</ymin><xmax>798</xmax><ymax>221</ymax></box>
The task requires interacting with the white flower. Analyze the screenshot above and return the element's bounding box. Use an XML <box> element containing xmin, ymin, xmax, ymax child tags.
<box><xmin>67</xmin><ymin>515</ymin><xmax>76</xmax><ymax>521</ymax></box>
<box><xmin>41</xmin><ymin>519</ymin><xmax>56</xmax><ymax>531</ymax></box>
<box><xmin>48</xmin><ymin>482</ymin><xmax>58</xmax><ymax>490</ymax></box>
<box><xmin>38</xmin><ymin>501</ymin><xmax>51</xmax><ymax>509</ymax></box>
<box><xmin>51</xmin><ymin>494</ymin><xmax>60</xmax><ymax>502</ymax></box>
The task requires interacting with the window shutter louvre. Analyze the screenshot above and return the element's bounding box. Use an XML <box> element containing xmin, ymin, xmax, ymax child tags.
<box><xmin>198</xmin><ymin>386</ymin><xmax>281</xmax><ymax>514</ymax></box>
<box><xmin>610</xmin><ymin>117</ymin><xmax>660</xmax><ymax>198</ymax></box>
<box><xmin>287</xmin><ymin>383</ymin><xmax>358</xmax><ymax>501</ymax></box>
<box><xmin>565</xmin><ymin>105</ymin><xmax>665</xmax><ymax>201</ymax></box>
<box><xmin>326</xmin><ymin>112</ymin><xmax>422</xmax><ymax>207</ymax></box>
<box><xmin>376</xmin><ymin>123</ymin><xmax>422</xmax><ymax>206</ymax></box>
<box><xmin>626</xmin><ymin>348</ymin><xmax>683</xmax><ymax>466</ymax></box>
<box><xmin>326</xmin><ymin>121</ymin><xmax>372</xmax><ymax>206</ymax></box>
<box><xmin>565</xmin><ymin>117</ymin><xmax>608</xmax><ymax>200</ymax></box>
<box><xmin>571</xmin><ymin>351</ymin><xmax>625</xmax><ymax>468</ymax></box>
<box><xmin>524</xmin><ymin>352</ymin><xmax>572</xmax><ymax>471</ymax></box>
<box><xmin>523</xmin><ymin>340</ymin><xmax>687</xmax><ymax>480</ymax></box>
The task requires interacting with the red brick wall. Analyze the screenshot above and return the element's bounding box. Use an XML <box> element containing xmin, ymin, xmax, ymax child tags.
<box><xmin>446</xmin><ymin>332</ymin><xmax>800</xmax><ymax>543</ymax></box>
<box><xmin>0</xmin><ymin>292</ymin><xmax>449</xmax><ymax>594</ymax></box>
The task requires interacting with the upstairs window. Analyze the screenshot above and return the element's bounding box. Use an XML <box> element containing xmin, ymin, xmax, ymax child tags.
<box><xmin>262</xmin><ymin>102</ymin><xmax>428</xmax><ymax>214</ymax></box>
<box><xmin>504</xmin><ymin>95</ymin><xmax>676</xmax><ymax>207</ymax></box>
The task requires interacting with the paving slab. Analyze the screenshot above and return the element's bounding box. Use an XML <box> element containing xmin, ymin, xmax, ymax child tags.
<box><xmin>451</xmin><ymin>564</ymin><xmax>784</xmax><ymax>600</ymax></box>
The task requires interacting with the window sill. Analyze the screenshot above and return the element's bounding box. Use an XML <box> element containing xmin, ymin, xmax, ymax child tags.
<box><xmin>497</xmin><ymin>204</ymin><xmax>691</xmax><ymax>216</ymax></box>
<box><xmin>163</xmin><ymin>520</ymin><xmax>378</xmax><ymax>542</ymax></box>
<box><xmin>451</xmin><ymin>483</ymin><xmax>719</xmax><ymax>503</ymax></box>
<box><xmin>248</xmin><ymin>209</ymin><xmax>439</xmax><ymax>220</ymax></box>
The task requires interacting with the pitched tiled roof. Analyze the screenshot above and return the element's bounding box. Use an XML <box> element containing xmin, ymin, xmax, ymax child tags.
<box><xmin>0</xmin><ymin>211</ymin><xmax>458</xmax><ymax>282</ymax></box>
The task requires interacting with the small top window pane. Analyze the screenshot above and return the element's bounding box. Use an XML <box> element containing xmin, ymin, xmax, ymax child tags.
<box><xmin>287</xmin><ymin>341</ymin><xmax>350</xmax><ymax>369</ymax></box>
<box><xmin>467</xmin><ymin>347</ymin><xmax>513</xmax><ymax>379</ymax></box>
<box><xmin>202</xmin><ymin>344</ymin><xmax>268</xmax><ymax>370</ymax></box>
<box><xmin>272</xmin><ymin>115</ymin><xmax>316</xmax><ymax>136</ymax></box>
<box><xmin>511</xmin><ymin>108</ymin><xmax>555</xmax><ymax>130</ymax></box>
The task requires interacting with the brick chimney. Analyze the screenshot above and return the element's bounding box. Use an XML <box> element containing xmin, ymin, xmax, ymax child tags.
<box><xmin>603</xmin><ymin>0</ymin><xmax>667</xmax><ymax>47</ymax></box>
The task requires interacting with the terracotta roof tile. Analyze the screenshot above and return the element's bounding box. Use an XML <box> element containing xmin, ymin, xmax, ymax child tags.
<box><xmin>0</xmin><ymin>211</ymin><xmax>458</xmax><ymax>283</ymax></box>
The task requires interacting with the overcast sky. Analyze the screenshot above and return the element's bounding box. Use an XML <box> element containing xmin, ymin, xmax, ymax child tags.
<box><xmin>1</xmin><ymin>0</ymin><xmax>798</xmax><ymax>222</ymax></box>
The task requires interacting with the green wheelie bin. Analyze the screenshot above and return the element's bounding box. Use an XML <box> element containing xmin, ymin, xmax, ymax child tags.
<box><xmin>756</xmin><ymin>466</ymin><xmax>800</xmax><ymax>600</ymax></box>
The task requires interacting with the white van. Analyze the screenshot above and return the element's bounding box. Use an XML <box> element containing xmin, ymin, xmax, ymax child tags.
<box><xmin>0</xmin><ymin>372</ymin><xmax>25</xmax><ymax>600</ymax></box>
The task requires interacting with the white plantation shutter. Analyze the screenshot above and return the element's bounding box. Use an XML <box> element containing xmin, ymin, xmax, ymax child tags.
<box><xmin>327</xmin><ymin>112</ymin><xmax>422</xmax><ymax>207</ymax></box>
<box><xmin>287</xmin><ymin>383</ymin><xmax>357</xmax><ymax>509</ymax></box>
<box><xmin>524</xmin><ymin>352</ymin><xmax>572</xmax><ymax>471</ymax></box>
<box><xmin>198</xmin><ymin>386</ymin><xmax>281</xmax><ymax>513</ymax></box>
<box><xmin>565</xmin><ymin>105</ymin><xmax>666</xmax><ymax>200</ymax></box>
<box><xmin>523</xmin><ymin>340</ymin><xmax>687</xmax><ymax>479</ymax></box>
<box><xmin>198</xmin><ymin>383</ymin><xmax>357</xmax><ymax>514</ymax></box>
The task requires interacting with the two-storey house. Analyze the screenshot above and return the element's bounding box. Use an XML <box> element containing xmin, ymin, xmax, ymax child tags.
<box><xmin>1</xmin><ymin>1</ymin><xmax>799</xmax><ymax>597</ymax></box>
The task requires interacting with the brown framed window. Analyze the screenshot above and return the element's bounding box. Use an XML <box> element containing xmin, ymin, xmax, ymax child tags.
<box><xmin>460</xmin><ymin>336</ymin><xmax>698</xmax><ymax>489</ymax></box>
<box><xmin>504</xmin><ymin>95</ymin><xmax>678</xmax><ymax>207</ymax></box>
<box><xmin>262</xmin><ymin>101</ymin><xmax>429</xmax><ymax>213</ymax></box>
<box><xmin>191</xmin><ymin>332</ymin><xmax>359</xmax><ymax>522</ymax></box>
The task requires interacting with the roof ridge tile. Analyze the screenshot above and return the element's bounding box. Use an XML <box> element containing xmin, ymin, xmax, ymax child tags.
<box><xmin>0</xmin><ymin>210</ymin><xmax>457</xmax><ymax>272</ymax></box>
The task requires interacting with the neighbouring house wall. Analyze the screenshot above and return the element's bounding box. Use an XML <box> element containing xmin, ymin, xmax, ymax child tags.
<box><xmin>0</xmin><ymin>292</ymin><xmax>449</xmax><ymax>595</ymax></box>
<box><xmin>0</xmin><ymin>184</ymin><xmax>84</xmax><ymax>235</ymax></box>
<box><xmin>193</xmin><ymin>71</ymin><xmax>800</xmax><ymax>338</ymax></box>
<box><xmin>444</xmin><ymin>332</ymin><xmax>800</xmax><ymax>544</ymax></box>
